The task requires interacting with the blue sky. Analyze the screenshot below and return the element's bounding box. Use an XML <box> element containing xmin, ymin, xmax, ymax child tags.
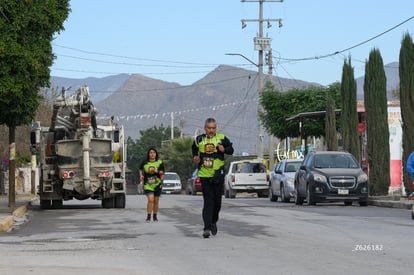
<box><xmin>51</xmin><ymin>0</ymin><xmax>414</xmax><ymax>87</ymax></box>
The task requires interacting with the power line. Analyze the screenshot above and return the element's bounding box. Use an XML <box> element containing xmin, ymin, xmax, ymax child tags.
<box><xmin>101</xmin><ymin>98</ymin><xmax>258</xmax><ymax>121</ymax></box>
<box><xmin>276</xmin><ymin>15</ymin><xmax>414</xmax><ymax>62</ymax></box>
<box><xmin>53</xmin><ymin>15</ymin><xmax>413</xmax><ymax>79</ymax></box>
<box><xmin>53</xmin><ymin>43</ymin><xmax>220</xmax><ymax>66</ymax></box>
<box><xmin>56</xmin><ymin>54</ymin><xmax>221</xmax><ymax>69</ymax></box>
<box><xmin>223</xmin><ymin>73</ymin><xmax>258</xmax><ymax>127</ymax></box>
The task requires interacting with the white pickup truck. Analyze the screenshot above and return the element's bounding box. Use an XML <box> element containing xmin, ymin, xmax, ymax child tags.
<box><xmin>224</xmin><ymin>160</ymin><xmax>269</xmax><ymax>198</ymax></box>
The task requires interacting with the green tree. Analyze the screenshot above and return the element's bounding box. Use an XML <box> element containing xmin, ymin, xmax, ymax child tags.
<box><xmin>364</xmin><ymin>48</ymin><xmax>390</xmax><ymax>195</ymax></box>
<box><xmin>340</xmin><ymin>56</ymin><xmax>360</xmax><ymax>161</ymax></box>
<box><xmin>0</xmin><ymin>0</ymin><xmax>70</xmax><ymax>206</ymax></box>
<box><xmin>399</xmin><ymin>32</ymin><xmax>414</xmax><ymax>194</ymax></box>
<box><xmin>126</xmin><ymin>125</ymin><xmax>181</xmax><ymax>182</ymax></box>
<box><xmin>161</xmin><ymin>137</ymin><xmax>196</xmax><ymax>190</ymax></box>
<box><xmin>260</xmin><ymin>84</ymin><xmax>341</xmax><ymax>141</ymax></box>
<box><xmin>0</xmin><ymin>87</ymin><xmax>56</xmax><ymax>173</ymax></box>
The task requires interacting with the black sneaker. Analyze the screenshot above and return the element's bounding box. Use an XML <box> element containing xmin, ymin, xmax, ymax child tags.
<box><xmin>203</xmin><ymin>230</ymin><xmax>211</xmax><ymax>238</ymax></box>
<box><xmin>211</xmin><ymin>224</ymin><xmax>217</xmax><ymax>236</ymax></box>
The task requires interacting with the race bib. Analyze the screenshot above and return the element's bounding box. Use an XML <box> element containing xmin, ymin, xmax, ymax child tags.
<box><xmin>203</xmin><ymin>157</ymin><xmax>214</xmax><ymax>168</ymax></box>
<box><xmin>148</xmin><ymin>176</ymin><xmax>157</xmax><ymax>184</ymax></box>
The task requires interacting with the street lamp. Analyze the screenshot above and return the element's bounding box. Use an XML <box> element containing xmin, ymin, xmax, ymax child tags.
<box><xmin>226</xmin><ymin>52</ymin><xmax>265</xmax><ymax>161</ymax></box>
<box><xmin>225</xmin><ymin>53</ymin><xmax>258</xmax><ymax>68</ymax></box>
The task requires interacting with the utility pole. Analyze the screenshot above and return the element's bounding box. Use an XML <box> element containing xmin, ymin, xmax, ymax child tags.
<box><xmin>241</xmin><ymin>0</ymin><xmax>282</xmax><ymax>163</ymax></box>
<box><xmin>170</xmin><ymin>112</ymin><xmax>174</xmax><ymax>140</ymax></box>
<box><xmin>267</xmin><ymin>49</ymin><xmax>275</xmax><ymax>171</ymax></box>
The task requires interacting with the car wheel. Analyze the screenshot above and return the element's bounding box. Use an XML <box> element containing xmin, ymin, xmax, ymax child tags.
<box><xmin>306</xmin><ymin>184</ymin><xmax>316</xmax><ymax>206</ymax></box>
<box><xmin>359</xmin><ymin>201</ymin><xmax>368</xmax><ymax>207</ymax></box>
<box><xmin>269</xmin><ymin>186</ymin><xmax>278</xmax><ymax>202</ymax></box>
<box><xmin>294</xmin><ymin>185</ymin><xmax>304</xmax><ymax>205</ymax></box>
<box><xmin>344</xmin><ymin>200</ymin><xmax>353</xmax><ymax>206</ymax></box>
<box><xmin>224</xmin><ymin>187</ymin><xmax>229</xmax><ymax>198</ymax></box>
<box><xmin>281</xmin><ymin>184</ymin><xmax>290</xmax><ymax>202</ymax></box>
<box><xmin>412</xmin><ymin>211</ymin><xmax>414</xmax><ymax>220</ymax></box>
<box><xmin>229</xmin><ymin>187</ymin><xmax>236</xmax><ymax>198</ymax></box>
<box><xmin>40</xmin><ymin>199</ymin><xmax>51</xmax><ymax>209</ymax></box>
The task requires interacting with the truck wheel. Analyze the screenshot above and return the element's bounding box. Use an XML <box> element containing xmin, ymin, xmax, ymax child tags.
<box><xmin>40</xmin><ymin>199</ymin><xmax>51</xmax><ymax>209</ymax></box>
<box><xmin>102</xmin><ymin>196</ymin><xmax>115</xmax><ymax>208</ymax></box>
<box><xmin>52</xmin><ymin>200</ymin><xmax>63</xmax><ymax>208</ymax></box>
<box><xmin>115</xmin><ymin>193</ymin><xmax>126</xmax><ymax>208</ymax></box>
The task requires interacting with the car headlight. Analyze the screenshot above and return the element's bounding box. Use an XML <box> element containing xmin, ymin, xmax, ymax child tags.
<box><xmin>287</xmin><ymin>177</ymin><xmax>294</xmax><ymax>184</ymax></box>
<box><xmin>313</xmin><ymin>173</ymin><xmax>327</xmax><ymax>183</ymax></box>
<box><xmin>357</xmin><ymin>173</ymin><xmax>368</xmax><ymax>183</ymax></box>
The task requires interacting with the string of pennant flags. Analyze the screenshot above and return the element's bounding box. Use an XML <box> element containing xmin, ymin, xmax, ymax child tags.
<box><xmin>97</xmin><ymin>98</ymin><xmax>258</xmax><ymax>122</ymax></box>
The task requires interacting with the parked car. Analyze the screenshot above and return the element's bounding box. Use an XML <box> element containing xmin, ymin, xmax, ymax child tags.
<box><xmin>190</xmin><ymin>177</ymin><xmax>202</xmax><ymax>195</ymax></box>
<box><xmin>294</xmin><ymin>151</ymin><xmax>368</xmax><ymax>206</ymax></box>
<box><xmin>225</xmin><ymin>160</ymin><xmax>269</xmax><ymax>198</ymax></box>
<box><xmin>162</xmin><ymin>172</ymin><xmax>182</xmax><ymax>194</ymax></box>
<box><xmin>186</xmin><ymin>169</ymin><xmax>202</xmax><ymax>195</ymax></box>
<box><xmin>269</xmin><ymin>159</ymin><xmax>303</xmax><ymax>202</ymax></box>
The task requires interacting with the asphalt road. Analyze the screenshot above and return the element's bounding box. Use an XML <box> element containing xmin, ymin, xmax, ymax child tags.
<box><xmin>0</xmin><ymin>194</ymin><xmax>412</xmax><ymax>275</ymax></box>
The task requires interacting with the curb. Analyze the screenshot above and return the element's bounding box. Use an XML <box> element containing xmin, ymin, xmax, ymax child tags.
<box><xmin>0</xmin><ymin>204</ymin><xmax>29</xmax><ymax>233</ymax></box>
<box><xmin>369</xmin><ymin>200</ymin><xmax>413</xmax><ymax>210</ymax></box>
<box><xmin>0</xmin><ymin>215</ymin><xmax>15</xmax><ymax>232</ymax></box>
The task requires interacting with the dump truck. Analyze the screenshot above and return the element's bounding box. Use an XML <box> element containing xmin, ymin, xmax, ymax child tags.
<box><xmin>30</xmin><ymin>86</ymin><xmax>126</xmax><ymax>209</ymax></box>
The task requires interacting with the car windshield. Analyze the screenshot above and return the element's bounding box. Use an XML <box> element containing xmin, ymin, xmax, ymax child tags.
<box><xmin>164</xmin><ymin>173</ymin><xmax>179</xmax><ymax>180</ymax></box>
<box><xmin>284</xmin><ymin>162</ymin><xmax>302</xmax><ymax>172</ymax></box>
<box><xmin>240</xmin><ymin>163</ymin><xmax>266</xmax><ymax>173</ymax></box>
<box><xmin>313</xmin><ymin>154</ymin><xmax>359</xmax><ymax>169</ymax></box>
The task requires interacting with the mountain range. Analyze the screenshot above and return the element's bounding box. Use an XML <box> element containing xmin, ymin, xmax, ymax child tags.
<box><xmin>50</xmin><ymin>63</ymin><xmax>400</xmax><ymax>155</ymax></box>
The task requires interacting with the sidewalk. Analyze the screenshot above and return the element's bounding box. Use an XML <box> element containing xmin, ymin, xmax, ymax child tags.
<box><xmin>0</xmin><ymin>194</ymin><xmax>38</xmax><ymax>232</ymax></box>
<box><xmin>0</xmin><ymin>194</ymin><xmax>412</xmax><ymax>232</ymax></box>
